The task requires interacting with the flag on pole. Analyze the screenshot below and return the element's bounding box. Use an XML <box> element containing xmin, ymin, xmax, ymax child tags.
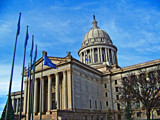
<box><xmin>4</xmin><ymin>12</ymin><xmax>21</xmax><ymax>120</ymax></box>
<box><xmin>17</xmin><ymin>13</ymin><xmax>21</xmax><ymax>36</ymax></box>
<box><xmin>19</xmin><ymin>25</ymin><xmax>29</xmax><ymax>120</ymax></box>
<box><xmin>85</xmin><ymin>55</ymin><xmax>88</xmax><ymax>61</ymax></box>
<box><xmin>44</xmin><ymin>55</ymin><xmax>56</xmax><ymax>69</ymax></box>
<box><xmin>31</xmin><ymin>45</ymin><xmax>37</xmax><ymax>69</ymax></box>
<box><xmin>24</xmin><ymin>26</ymin><xmax>29</xmax><ymax>47</ymax></box>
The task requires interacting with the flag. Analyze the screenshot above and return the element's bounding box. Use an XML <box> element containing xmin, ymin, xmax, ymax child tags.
<box><xmin>17</xmin><ymin>12</ymin><xmax>21</xmax><ymax>36</ymax></box>
<box><xmin>85</xmin><ymin>55</ymin><xmax>88</xmax><ymax>61</ymax></box>
<box><xmin>24</xmin><ymin>26</ymin><xmax>29</xmax><ymax>47</ymax></box>
<box><xmin>31</xmin><ymin>45</ymin><xmax>37</xmax><ymax>69</ymax></box>
<box><xmin>44</xmin><ymin>55</ymin><xmax>56</xmax><ymax>69</ymax></box>
<box><xmin>30</xmin><ymin>36</ymin><xmax>34</xmax><ymax>57</ymax></box>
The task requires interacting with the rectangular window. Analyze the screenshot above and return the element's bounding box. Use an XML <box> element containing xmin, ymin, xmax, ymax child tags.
<box><xmin>90</xmin><ymin>99</ymin><xmax>92</xmax><ymax>108</ymax></box>
<box><xmin>137</xmin><ymin>112</ymin><xmax>141</xmax><ymax>117</ymax></box>
<box><xmin>116</xmin><ymin>95</ymin><xmax>119</xmax><ymax>100</ymax></box>
<box><xmin>115</xmin><ymin>80</ymin><xmax>117</xmax><ymax>85</ymax></box>
<box><xmin>105</xmin><ymin>92</ymin><xmax>108</xmax><ymax>97</ymax></box>
<box><xmin>106</xmin><ymin>101</ymin><xmax>108</xmax><ymax>106</ymax></box>
<box><xmin>157</xmin><ymin>110</ymin><xmax>160</xmax><ymax>115</ymax></box>
<box><xmin>115</xmin><ymin>87</ymin><xmax>119</xmax><ymax>92</ymax></box>
<box><xmin>95</xmin><ymin>100</ymin><xmax>97</xmax><ymax>109</ymax></box>
<box><xmin>118</xmin><ymin>114</ymin><xmax>121</xmax><ymax>120</ymax></box>
<box><xmin>100</xmin><ymin>101</ymin><xmax>102</xmax><ymax>109</ymax></box>
<box><xmin>136</xmin><ymin>101</ymin><xmax>140</xmax><ymax>109</ymax></box>
<box><xmin>104</xmin><ymin>83</ymin><xmax>107</xmax><ymax>88</ymax></box>
<box><xmin>117</xmin><ymin>103</ymin><xmax>120</xmax><ymax>110</ymax></box>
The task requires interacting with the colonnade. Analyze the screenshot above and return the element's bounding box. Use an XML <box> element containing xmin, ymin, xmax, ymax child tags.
<box><xmin>12</xmin><ymin>97</ymin><xmax>21</xmax><ymax>114</ymax></box>
<box><xmin>80</xmin><ymin>47</ymin><xmax>117</xmax><ymax>65</ymax></box>
<box><xmin>23</xmin><ymin>70</ymin><xmax>71</xmax><ymax>114</ymax></box>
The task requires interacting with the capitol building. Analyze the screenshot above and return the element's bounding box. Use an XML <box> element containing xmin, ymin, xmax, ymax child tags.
<box><xmin>11</xmin><ymin>16</ymin><xmax>160</xmax><ymax>120</ymax></box>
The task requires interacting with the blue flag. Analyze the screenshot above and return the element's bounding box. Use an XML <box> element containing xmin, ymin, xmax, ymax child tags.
<box><xmin>44</xmin><ymin>55</ymin><xmax>56</xmax><ymax>69</ymax></box>
<box><xmin>31</xmin><ymin>45</ymin><xmax>37</xmax><ymax>69</ymax></box>
<box><xmin>85</xmin><ymin>55</ymin><xmax>88</xmax><ymax>61</ymax></box>
<box><xmin>17</xmin><ymin>13</ymin><xmax>21</xmax><ymax>36</ymax></box>
<box><xmin>24</xmin><ymin>26</ymin><xmax>29</xmax><ymax>47</ymax></box>
<box><xmin>30</xmin><ymin>36</ymin><xmax>34</xmax><ymax>57</ymax></box>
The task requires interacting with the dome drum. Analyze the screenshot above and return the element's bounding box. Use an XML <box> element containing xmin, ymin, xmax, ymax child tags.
<box><xmin>79</xmin><ymin>46</ymin><xmax>117</xmax><ymax>66</ymax></box>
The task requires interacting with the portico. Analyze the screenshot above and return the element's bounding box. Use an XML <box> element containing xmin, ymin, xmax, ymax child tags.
<box><xmin>23</xmin><ymin>68</ymin><xmax>72</xmax><ymax>115</ymax></box>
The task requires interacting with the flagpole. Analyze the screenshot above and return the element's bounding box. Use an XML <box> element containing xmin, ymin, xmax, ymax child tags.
<box><xmin>25</xmin><ymin>63</ymin><xmax>30</xmax><ymax>120</ymax></box>
<box><xmin>5</xmin><ymin>12</ymin><xmax>21</xmax><ymax>120</ymax></box>
<box><xmin>31</xmin><ymin>44</ymin><xmax>37</xmax><ymax>120</ymax></box>
<box><xmin>40</xmin><ymin>52</ymin><xmax>44</xmax><ymax>120</ymax></box>
<box><xmin>19</xmin><ymin>26</ymin><xmax>29</xmax><ymax>120</ymax></box>
<box><xmin>28</xmin><ymin>36</ymin><xmax>34</xmax><ymax>120</ymax></box>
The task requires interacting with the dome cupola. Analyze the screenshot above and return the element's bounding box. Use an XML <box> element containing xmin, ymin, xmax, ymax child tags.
<box><xmin>78</xmin><ymin>15</ymin><xmax>118</xmax><ymax>68</ymax></box>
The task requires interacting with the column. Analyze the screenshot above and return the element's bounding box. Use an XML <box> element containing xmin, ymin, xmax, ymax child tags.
<box><xmin>12</xmin><ymin>97</ymin><xmax>15</xmax><ymax>112</ymax></box>
<box><xmin>55</xmin><ymin>73</ymin><xmax>60</xmax><ymax>109</ymax></box>
<box><xmin>92</xmin><ymin>48</ymin><xmax>95</xmax><ymax>63</ymax></box>
<box><xmin>34</xmin><ymin>78</ymin><xmax>38</xmax><ymax>113</ymax></box>
<box><xmin>63</xmin><ymin>71</ymin><xmax>67</xmax><ymax>109</ymax></box>
<box><xmin>42</xmin><ymin>77</ymin><xmax>45</xmax><ymax>113</ymax></box>
<box><xmin>16</xmin><ymin>98</ymin><xmax>19</xmax><ymax>114</ymax></box>
<box><xmin>48</xmin><ymin>75</ymin><xmax>52</xmax><ymax>111</ymax></box>
<box><xmin>97</xmin><ymin>48</ymin><xmax>100</xmax><ymax>62</ymax></box>
<box><xmin>111</xmin><ymin>50</ymin><xmax>114</xmax><ymax>64</ymax></box>
<box><xmin>105</xmin><ymin>48</ymin><xmax>108</xmax><ymax>62</ymax></box>
<box><xmin>67</xmin><ymin>70</ymin><xmax>72</xmax><ymax>109</ymax></box>
<box><xmin>27</xmin><ymin>81</ymin><xmax>30</xmax><ymax>113</ymax></box>
<box><xmin>84</xmin><ymin>52</ymin><xmax>86</xmax><ymax>64</ymax></box>
<box><xmin>23</xmin><ymin>81</ymin><xmax>27</xmax><ymax>113</ymax></box>
<box><xmin>100</xmin><ymin>47</ymin><xmax>103</xmax><ymax>62</ymax></box>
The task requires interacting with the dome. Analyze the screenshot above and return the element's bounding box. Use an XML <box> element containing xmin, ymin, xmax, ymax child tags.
<box><xmin>81</xmin><ymin>19</ymin><xmax>113</xmax><ymax>48</ymax></box>
<box><xmin>78</xmin><ymin>15</ymin><xmax>118</xmax><ymax>68</ymax></box>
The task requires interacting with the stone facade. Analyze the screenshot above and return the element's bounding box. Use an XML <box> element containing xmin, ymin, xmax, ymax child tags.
<box><xmin>11</xmin><ymin>16</ymin><xmax>160</xmax><ymax>120</ymax></box>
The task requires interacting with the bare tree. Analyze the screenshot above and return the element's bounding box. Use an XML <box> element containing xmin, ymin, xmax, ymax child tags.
<box><xmin>119</xmin><ymin>69</ymin><xmax>160</xmax><ymax>120</ymax></box>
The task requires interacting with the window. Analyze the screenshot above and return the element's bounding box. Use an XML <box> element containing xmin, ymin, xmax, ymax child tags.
<box><xmin>90</xmin><ymin>99</ymin><xmax>92</xmax><ymax>108</ymax></box>
<box><xmin>106</xmin><ymin>101</ymin><xmax>108</xmax><ymax>106</ymax></box>
<box><xmin>123</xmin><ymin>77</ymin><xmax>128</xmax><ymax>81</ymax></box>
<box><xmin>116</xmin><ymin>95</ymin><xmax>119</xmax><ymax>100</ymax></box>
<box><xmin>104</xmin><ymin>84</ymin><xmax>107</xmax><ymax>88</ymax></box>
<box><xmin>100</xmin><ymin>101</ymin><xmax>102</xmax><ymax>109</ymax></box>
<box><xmin>137</xmin><ymin>112</ymin><xmax>141</xmax><ymax>117</ymax></box>
<box><xmin>117</xmin><ymin>103</ymin><xmax>120</xmax><ymax>111</ymax></box>
<box><xmin>136</xmin><ymin>101</ymin><xmax>140</xmax><ymax>109</ymax></box>
<box><xmin>95</xmin><ymin>100</ymin><xmax>97</xmax><ymax>109</ymax></box>
<box><xmin>115</xmin><ymin>80</ymin><xmax>117</xmax><ymax>85</ymax></box>
<box><xmin>105</xmin><ymin>92</ymin><xmax>108</xmax><ymax>97</ymax></box>
<box><xmin>115</xmin><ymin>87</ymin><xmax>119</xmax><ymax>92</ymax></box>
<box><xmin>84</xmin><ymin>115</ymin><xmax>87</xmax><ymax>120</ymax></box>
<box><xmin>157</xmin><ymin>110</ymin><xmax>160</xmax><ymax>115</ymax></box>
<box><xmin>118</xmin><ymin>114</ymin><xmax>121</xmax><ymax>120</ymax></box>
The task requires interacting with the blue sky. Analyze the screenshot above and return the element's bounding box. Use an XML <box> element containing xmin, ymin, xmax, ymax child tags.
<box><xmin>0</xmin><ymin>0</ymin><xmax>160</xmax><ymax>115</ymax></box>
